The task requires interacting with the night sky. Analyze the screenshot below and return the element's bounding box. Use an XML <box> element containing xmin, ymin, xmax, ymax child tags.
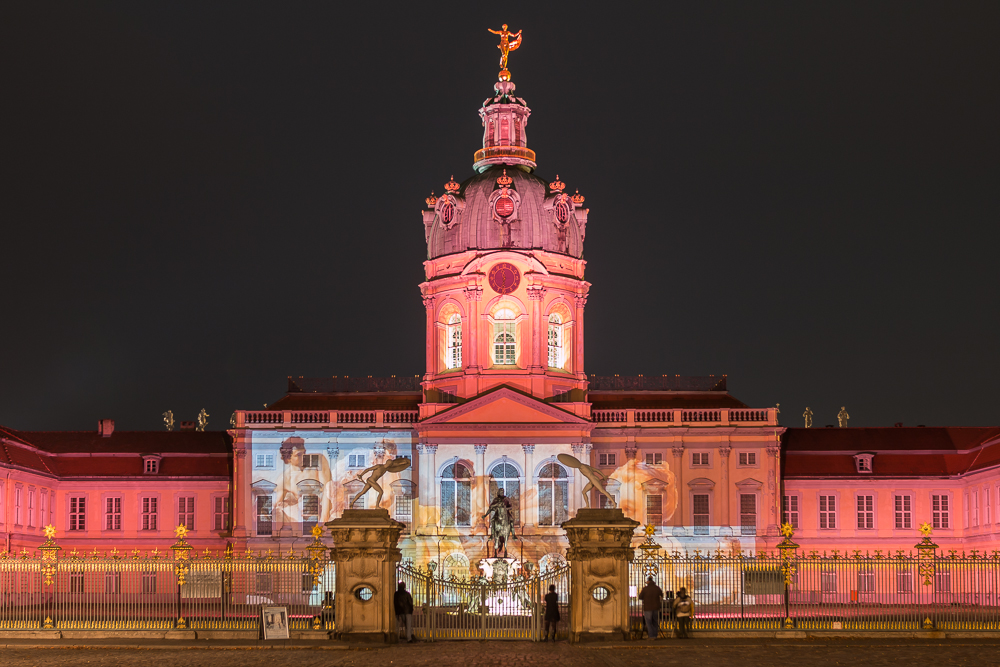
<box><xmin>2</xmin><ymin>3</ymin><xmax>998</xmax><ymax>431</ymax></box>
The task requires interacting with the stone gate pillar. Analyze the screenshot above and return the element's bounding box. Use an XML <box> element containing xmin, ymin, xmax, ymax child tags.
<box><xmin>327</xmin><ymin>508</ymin><xmax>405</xmax><ymax>642</ymax></box>
<box><xmin>562</xmin><ymin>508</ymin><xmax>640</xmax><ymax>642</ymax></box>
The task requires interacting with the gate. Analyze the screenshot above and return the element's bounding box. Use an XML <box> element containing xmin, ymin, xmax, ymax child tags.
<box><xmin>396</xmin><ymin>563</ymin><xmax>570</xmax><ymax>641</ymax></box>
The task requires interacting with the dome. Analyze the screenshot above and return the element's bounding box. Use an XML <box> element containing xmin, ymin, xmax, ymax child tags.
<box><xmin>424</xmin><ymin>166</ymin><xmax>587</xmax><ymax>260</ymax></box>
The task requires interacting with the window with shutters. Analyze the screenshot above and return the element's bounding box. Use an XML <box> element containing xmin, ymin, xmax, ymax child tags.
<box><xmin>440</xmin><ymin>462</ymin><xmax>472</xmax><ymax>527</ymax></box>
<box><xmin>738</xmin><ymin>452</ymin><xmax>757</xmax><ymax>466</ymax></box>
<box><xmin>646</xmin><ymin>494</ymin><xmax>663</xmax><ymax>530</ymax></box>
<box><xmin>857</xmin><ymin>495</ymin><xmax>874</xmax><ymax>530</ymax></box>
<box><xmin>488</xmin><ymin>461</ymin><xmax>521</xmax><ymax>524</ymax></box>
<box><xmin>301</xmin><ymin>494</ymin><xmax>319</xmax><ymax>535</ymax></box>
<box><xmin>537</xmin><ymin>462</ymin><xmax>569</xmax><ymax>526</ymax></box>
<box><xmin>214</xmin><ymin>497</ymin><xmax>230</xmax><ymax>531</ymax></box>
<box><xmin>69</xmin><ymin>496</ymin><xmax>86</xmax><ymax>531</ymax></box>
<box><xmin>255</xmin><ymin>454</ymin><xmax>275</xmax><ymax>469</ymax></box>
<box><xmin>894</xmin><ymin>495</ymin><xmax>912</xmax><ymax>529</ymax></box>
<box><xmin>105</xmin><ymin>497</ymin><xmax>122</xmax><ymax>531</ymax></box>
<box><xmin>141</xmin><ymin>497</ymin><xmax>158</xmax><ymax>531</ymax></box>
<box><xmin>932</xmin><ymin>494</ymin><xmax>950</xmax><ymax>529</ymax></box>
<box><xmin>645</xmin><ymin>453</ymin><xmax>663</xmax><ymax>465</ymax></box>
<box><xmin>598</xmin><ymin>453</ymin><xmax>616</xmax><ymax>467</ymax></box>
<box><xmin>693</xmin><ymin>494</ymin><xmax>710</xmax><ymax>535</ymax></box>
<box><xmin>256</xmin><ymin>495</ymin><xmax>273</xmax><ymax>536</ymax></box>
<box><xmin>178</xmin><ymin>497</ymin><xmax>194</xmax><ymax>530</ymax></box>
<box><xmin>691</xmin><ymin>452</ymin><xmax>709</xmax><ymax>467</ymax></box>
<box><xmin>819</xmin><ymin>495</ymin><xmax>837</xmax><ymax>529</ymax></box>
<box><xmin>782</xmin><ymin>495</ymin><xmax>799</xmax><ymax>529</ymax></box>
<box><xmin>492</xmin><ymin>308</ymin><xmax>517</xmax><ymax>366</ymax></box>
<box><xmin>740</xmin><ymin>494</ymin><xmax>757</xmax><ymax>535</ymax></box>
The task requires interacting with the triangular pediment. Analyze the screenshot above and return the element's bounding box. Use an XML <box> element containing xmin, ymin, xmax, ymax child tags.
<box><xmin>422</xmin><ymin>387</ymin><xmax>588</xmax><ymax>425</ymax></box>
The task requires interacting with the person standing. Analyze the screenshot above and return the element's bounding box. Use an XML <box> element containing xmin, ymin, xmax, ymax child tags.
<box><xmin>637</xmin><ymin>576</ymin><xmax>663</xmax><ymax>641</ymax></box>
<box><xmin>673</xmin><ymin>586</ymin><xmax>695</xmax><ymax>638</ymax></box>
<box><xmin>543</xmin><ymin>584</ymin><xmax>560</xmax><ymax>641</ymax></box>
<box><xmin>394</xmin><ymin>581</ymin><xmax>416</xmax><ymax>643</ymax></box>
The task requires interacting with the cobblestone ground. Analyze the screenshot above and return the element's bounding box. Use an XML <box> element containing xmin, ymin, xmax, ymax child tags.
<box><xmin>3</xmin><ymin>641</ymin><xmax>1000</xmax><ymax>666</ymax></box>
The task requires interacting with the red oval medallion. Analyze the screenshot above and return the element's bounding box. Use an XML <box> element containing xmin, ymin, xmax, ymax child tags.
<box><xmin>495</xmin><ymin>196</ymin><xmax>515</xmax><ymax>218</ymax></box>
<box><xmin>488</xmin><ymin>262</ymin><xmax>521</xmax><ymax>295</ymax></box>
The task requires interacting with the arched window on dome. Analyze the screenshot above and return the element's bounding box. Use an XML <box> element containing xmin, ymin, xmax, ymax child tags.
<box><xmin>440</xmin><ymin>461</ymin><xmax>472</xmax><ymax>527</ymax></box>
<box><xmin>445</xmin><ymin>313</ymin><xmax>462</xmax><ymax>370</ymax></box>
<box><xmin>488</xmin><ymin>460</ymin><xmax>521</xmax><ymax>525</ymax></box>
<box><xmin>537</xmin><ymin>461</ymin><xmax>569</xmax><ymax>526</ymax></box>
<box><xmin>500</xmin><ymin>117</ymin><xmax>510</xmax><ymax>145</ymax></box>
<box><xmin>547</xmin><ymin>313</ymin><xmax>563</xmax><ymax>369</ymax></box>
<box><xmin>493</xmin><ymin>307</ymin><xmax>517</xmax><ymax>366</ymax></box>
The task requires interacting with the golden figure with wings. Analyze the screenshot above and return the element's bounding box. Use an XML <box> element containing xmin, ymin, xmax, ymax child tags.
<box><xmin>489</xmin><ymin>24</ymin><xmax>522</xmax><ymax>79</ymax></box>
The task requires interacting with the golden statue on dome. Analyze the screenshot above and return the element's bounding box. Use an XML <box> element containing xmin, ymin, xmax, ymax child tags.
<box><xmin>488</xmin><ymin>24</ymin><xmax>522</xmax><ymax>80</ymax></box>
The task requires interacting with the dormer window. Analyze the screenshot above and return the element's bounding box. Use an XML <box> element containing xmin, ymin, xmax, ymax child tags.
<box><xmin>853</xmin><ymin>453</ymin><xmax>874</xmax><ymax>474</ymax></box>
<box><xmin>142</xmin><ymin>455</ymin><xmax>162</xmax><ymax>475</ymax></box>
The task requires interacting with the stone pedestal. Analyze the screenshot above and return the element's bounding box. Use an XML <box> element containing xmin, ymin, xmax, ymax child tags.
<box><xmin>326</xmin><ymin>509</ymin><xmax>405</xmax><ymax>643</ymax></box>
<box><xmin>562</xmin><ymin>508</ymin><xmax>640</xmax><ymax>642</ymax></box>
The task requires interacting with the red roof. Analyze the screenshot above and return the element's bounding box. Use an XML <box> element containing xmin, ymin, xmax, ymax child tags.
<box><xmin>783</xmin><ymin>427</ymin><xmax>1000</xmax><ymax>478</ymax></box>
<box><xmin>589</xmin><ymin>391</ymin><xmax>749</xmax><ymax>410</ymax></box>
<box><xmin>0</xmin><ymin>426</ymin><xmax>231</xmax><ymax>478</ymax></box>
<box><xmin>267</xmin><ymin>392</ymin><xmax>423</xmax><ymax>411</ymax></box>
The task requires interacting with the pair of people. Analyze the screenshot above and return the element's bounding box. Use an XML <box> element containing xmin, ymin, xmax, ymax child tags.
<box><xmin>637</xmin><ymin>577</ymin><xmax>695</xmax><ymax>640</ymax></box>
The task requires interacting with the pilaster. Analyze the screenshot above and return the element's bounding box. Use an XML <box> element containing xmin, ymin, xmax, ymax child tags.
<box><xmin>671</xmin><ymin>445</ymin><xmax>685</xmax><ymax>534</ymax></box>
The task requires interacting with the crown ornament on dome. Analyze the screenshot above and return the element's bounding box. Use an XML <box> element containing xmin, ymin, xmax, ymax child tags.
<box><xmin>444</xmin><ymin>176</ymin><xmax>460</xmax><ymax>193</ymax></box>
<box><xmin>425</xmin><ymin>191</ymin><xmax>438</xmax><ymax>208</ymax></box>
<box><xmin>571</xmin><ymin>189</ymin><xmax>585</xmax><ymax>204</ymax></box>
<box><xmin>549</xmin><ymin>175</ymin><xmax>565</xmax><ymax>193</ymax></box>
<box><xmin>496</xmin><ymin>169</ymin><xmax>513</xmax><ymax>187</ymax></box>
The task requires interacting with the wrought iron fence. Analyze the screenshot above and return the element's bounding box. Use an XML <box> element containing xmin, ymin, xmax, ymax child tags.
<box><xmin>396</xmin><ymin>561</ymin><xmax>571</xmax><ymax>641</ymax></box>
<box><xmin>0</xmin><ymin>528</ymin><xmax>334</xmax><ymax>631</ymax></box>
<box><xmin>630</xmin><ymin>531</ymin><xmax>1000</xmax><ymax>634</ymax></box>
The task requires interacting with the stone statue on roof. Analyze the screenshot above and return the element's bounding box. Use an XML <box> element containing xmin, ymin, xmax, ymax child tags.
<box><xmin>196</xmin><ymin>408</ymin><xmax>209</xmax><ymax>432</ymax></box>
<box><xmin>803</xmin><ymin>407</ymin><xmax>813</xmax><ymax>428</ymax></box>
<box><xmin>162</xmin><ymin>410</ymin><xmax>175</xmax><ymax>431</ymax></box>
<box><xmin>837</xmin><ymin>406</ymin><xmax>850</xmax><ymax>428</ymax></box>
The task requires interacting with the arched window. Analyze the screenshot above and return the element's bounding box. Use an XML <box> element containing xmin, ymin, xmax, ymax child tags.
<box><xmin>442</xmin><ymin>552</ymin><xmax>470</xmax><ymax>581</ymax></box>
<box><xmin>500</xmin><ymin>117</ymin><xmax>510</xmax><ymax>144</ymax></box>
<box><xmin>537</xmin><ymin>462</ymin><xmax>569</xmax><ymax>526</ymax></box>
<box><xmin>547</xmin><ymin>313</ymin><xmax>563</xmax><ymax>368</ymax></box>
<box><xmin>488</xmin><ymin>460</ymin><xmax>521</xmax><ymax>525</ymax></box>
<box><xmin>440</xmin><ymin>461</ymin><xmax>472</xmax><ymax>527</ymax></box>
<box><xmin>493</xmin><ymin>308</ymin><xmax>516</xmax><ymax>365</ymax></box>
<box><xmin>446</xmin><ymin>313</ymin><xmax>462</xmax><ymax>369</ymax></box>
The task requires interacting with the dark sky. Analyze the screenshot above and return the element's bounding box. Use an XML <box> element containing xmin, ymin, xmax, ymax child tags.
<box><xmin>2</xmin><ymin>3</ymin><xmax>998</xmax><ymax>431</ymax></box>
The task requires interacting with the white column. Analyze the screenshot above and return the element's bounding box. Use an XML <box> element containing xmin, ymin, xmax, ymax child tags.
<box><xmin>719</xmin><ymin>446</ymin><xmax>731</xmax><ymax>531</ymax></box>
<box><xmin>624</xmin><ymin>437</ymin><xmax>638</xmax><ymax>521</ymax></box>
<box><xmin>671</xmin><ymin>445</ymin><xmax>684</xmax><ymax>533</ymax></box>
<box><xmin>522</xmin><ymin>444</ymin><xmax>535</xmax><ymax>528</ymax></box>
<box><xmin>768</xmin><ymin>444</ymin><xmax>781</xmax><ymax>534</ymax></box>
<box><xmin>475</xmin><ymin>444</ymin><xmax>488</xmax><ymax>528</ymax></box>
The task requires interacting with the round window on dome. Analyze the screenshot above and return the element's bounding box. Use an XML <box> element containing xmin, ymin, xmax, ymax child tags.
<box><xmin>495</xmin><ymin>196</ymin><xmax>515</xmax><ymax>218</ymax></box>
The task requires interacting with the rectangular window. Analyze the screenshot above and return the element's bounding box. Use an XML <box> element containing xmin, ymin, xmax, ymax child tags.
<box><xmin>935</xmin><ymin>569</ymin><xmax>951</xmax><ymax>593</ymax></box>
<box><xmin>971</xmin><ymin>490</ymin><xmax>979</xmax><ymax>527</ymax></box>
<box><xmin>821</xmin><ymin>569</ymin><xmax>837</xmax><ymax>593</ymax></box>
<box><xmin>105</xmin><ymin>571</ymin><xmax>121</xmax><ymax>595</ymax></box>
<box><xmin>256</xmin><ymin>496</ymin><xmax>273</xmax><ymax>536</ymax></box>
<box><xmin>214</xmin><ymin>497</ymin><xmax>231</xmax><ymax>531</ymax></box>
<box><xmin>69</xmin><ymin>571</ymin><xmax>84</xmax><ymax>594</ymax></box>
<box><xmin>142</xmin><ymin>571</ymin><xmax>157</xmax><ymax>595</ymax></box>
<box><xmin>105</xmin><ymin>497</ymin><xmax>122</xmax><ymax>531</ymax></box>
<box><xmin>599</xmin><ymin>493</ymin><xmax>617</xmax><ymax>509</ymax></box>
<box><xmin>395</xmin><ymin>492</ymin><xmax>412</xmax><ymax>523</ymax></box>
<box><xmin>856</xmin><ymin>495</ymin><xmax>874</xmax><ymax>530</ymax></box>
<box><xmin>897</xmin><ymin>570</ymin><xmax>913</xmax><ymax>593</ymax></box>
<box><xmin>255</xmin><ymin>454</ymin><xmax>275</xmax><ymax>469</ymax></box>
<box><xmin>598</xmin><ymin>453</ymin><xmax>616</xmax><ymax>467</ymax></box>
<box><xmin>644</xmin><ymin>453</ymin><xmax>663</xmax><ymax>465</ymax></box>
<box><xmin>894</xmin><ymin>495</ymin><xmax>912</xmax><ymax>530</ymax></box>
<box><xmin>348</xmin><ymin>454</ymin><xmax>366</xmax><ymax>469</ymax></box>
<box><xmin>256</xmin><ymin>573</ymin><xmax>272</xmax><ymax>593</ymax></box>
<box><xmin>646</xmin><ymin>494</ymin><xmax>663</xmax><ymax>529</ymax></box>
<box><xmin>303</xmin><ymin>454</ymin><xmax>320</xmax><ymax>469</ymax></box>
<box><xmin>302</xmin><ymin>494</ymin><xmax>319</xmax><ymax>535</ymax></box>
<box><xmin>69</xmin><ymin>496</ymin><xmax>86</xmax><ymax>531</ymax></box>
<box><xmin>782</xmin><ymin>495</ymin><xmax>799</xmax><ymax>529</ymax></box>
<box><xmin>691</xmin><ymin>452</ymin><xmax>709</xmax><ymax>466</ymax></box>
<box><xmin>693</xmin><ymin>494</ymin><xmax>710</xmax><ymax>535</ymax></box>
<box><xmin>819</xmin><ymin>495</ymin><xmax>837</xmax><ymax>529</ymax></box>
<box><xmin>144</xmin><ymin>459</ymin><xmax>159</xmax><ymax>474</ymax></box>
<box><xmin>27</xmin><ymin>489</ymin><xmax>35</xmax><ymax>527</ymax></box>
<box><xmin>932</xmin><ymin>495</ymin><xmax>950</xmax><ymax>529</ymax></box>
<box><xmin>985</xmin><ymin>487</ymin><xmax>991</xmax><ymax>525</ymax></box>
<box><xmin>738</xmin><ymin>452</ymin><xmax>756</xmax><ymax>466</ymax></box>
<box><xmin>141</xmin><ymin>497</ymin><xmax>158</xmax><ymax>531</ymax></box>
<box><xmin>740</xmin><ymin>494</ymin><xmax>757</xmax><ymax>536</ymax></box>
<box><xmin>858</xmin><ymin>569</ymin><xmax>875</xmax><ymax>593</ymax></box>
<box><xmin>40</xmin><ymin>492</ymin><xmax>46</xmax><ymax>529</ymax></box>
<box><xmin>177</xmin><ymin>497</ymin><xmax>194</xmax><ymax>530</ymax></box>
<box><xmin>494</xmin><ymin>321</ymin><xmax>516</xmax><ymax>365</ymax></box>
<box><xmin>15</xmin><ymin>488</ymin><xmax>23</xmax><ymax>526</ymax></box>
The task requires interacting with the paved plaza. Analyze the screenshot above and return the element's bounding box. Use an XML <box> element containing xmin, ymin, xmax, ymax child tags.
<box><xmin>2</xmin><ymin>640</ymin><xmax>1000</xmax><ymax>666</ymax></box>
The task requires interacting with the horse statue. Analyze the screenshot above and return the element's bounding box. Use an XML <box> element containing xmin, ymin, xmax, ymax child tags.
<box><xmin>483</xmin><ymin>487</ymin><xmax>518</xmax><ymax>558</ymax></box>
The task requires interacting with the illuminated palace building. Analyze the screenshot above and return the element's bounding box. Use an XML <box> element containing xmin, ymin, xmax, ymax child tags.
<box><xmin>2</xmin><ymin>56</ymin><xmax>998</xmax><ymax>568</ymax></box>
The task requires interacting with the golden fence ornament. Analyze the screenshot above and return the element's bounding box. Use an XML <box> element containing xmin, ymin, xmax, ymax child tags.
<box><xmin>916</xmin><ymin>522</ymin><xmax>939</xmax><ymax>587</ymax></box>
<box><xmin>39</xmin><ymin>524</ymin><xmax>61</xmax><ymax>586</ymax></box>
